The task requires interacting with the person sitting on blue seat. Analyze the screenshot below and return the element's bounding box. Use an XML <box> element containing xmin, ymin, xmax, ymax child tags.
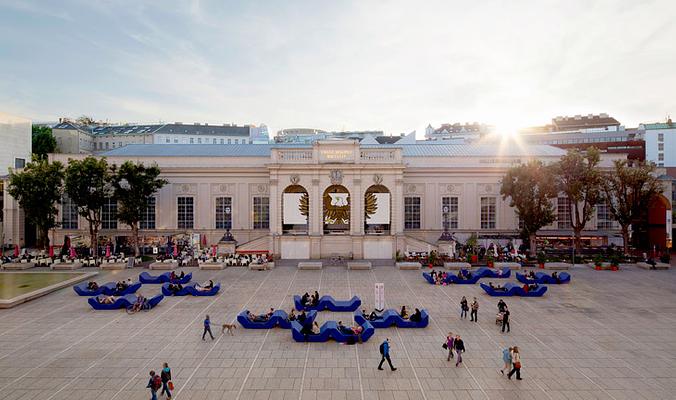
<box><xmin>337</xmin><ymin>321</ymin><xmax>354</xmax><ymax>335</ymax></box>
<box><xmin>300</xmin><ymin>292</ymin><xmax>310</xmax><ymax>306</ymax></box>
<box><xmin>131</xmin><ymin>294</ymin><xmax>147</xmax><ymax>312</ymax></box>
<box><xmin>98</xmin><ymin>295</ymin><xmax>116</xmax><ymax>304</ymax></box>
<box><xmin>288</xmin><ymin>309</ymin><xmax>297</xmax><ymax>321</ymax></box>
<box><xmin>400</xmin><ymin>305</ymin><xmax>409</xmax><ymax>320</ymax></box>
<box><xmin>196</xmin><ymin>280</ymin><xmax>214</xmax><ymax>292</ymax></box>
<box><xmin>297</xmin><ymin>310</ymin><xmax>307</xmax><ymax>324</ymax></box>
<box><xmin>168</xmin><ymin>283</ymin><xmax>183</xmax><ymax>294</ymax></box>
<box><xmin>551</xmin><ymin>271</ymin><xmax>559</xmax><ymax>283</ymax></box>
<box><xmin>410</xmin><ymin>308</ymin><xmax>422</xmax><ymax>323</ymax></box>
<box><xmin>87</xmin><ymin>281</ymin><xmax>99</xmax><ymax>290</ymax></box>
<box><xmin>311</xmin><ymin>291</ymin><xmax>319</xmax><ymax>306</ymax></box>
<box><xmin>489</xmin><ymin>282</ymin><xmax>506</xmax><ymax>291</ymax></box>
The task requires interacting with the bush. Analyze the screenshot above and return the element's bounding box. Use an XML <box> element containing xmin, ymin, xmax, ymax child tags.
<box><xmin>660</xmin><ymin>253</ymin><xmax>671</xmax><ymax>264</ymax></box>
<box><xmin>593</xmin><ymin>254</ymin><xmax>604</xmax><ymax>266</ymax></box>
<box><xmin>536</xmin><ymin>252</ymin><xmax>546</xmax><ymax>264</ymax></box>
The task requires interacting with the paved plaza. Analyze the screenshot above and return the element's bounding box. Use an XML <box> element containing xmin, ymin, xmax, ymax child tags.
<box><xmin>1</xmin><ymin>264</ymin><xmax>676</xmax><ymax>400</ymax></box>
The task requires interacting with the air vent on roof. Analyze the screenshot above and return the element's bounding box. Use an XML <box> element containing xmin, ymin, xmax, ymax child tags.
<box><xmin>194</xmin><ymin>122</ymin><xmax>200</xmax><ymax>125</ymax></box>
<box><xmin>175</xmin><ymin>122</ymin><xmax>182</xmax><ymax>125</ymax></box>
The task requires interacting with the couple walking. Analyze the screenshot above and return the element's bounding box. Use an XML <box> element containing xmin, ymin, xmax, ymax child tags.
<box><xmin>147</xmin><ymin>363</ymin><xmax>173</xmax><ymax>399</ymax></box>
<box><xmin>501</xmin><ymin>347</ymin><xmax>522</xmax><ymax>380</ymax></box>
<box><xmin>444</xmin><ymin>332</ymin><xmax>466</xmax><ymax>367</ymax></box>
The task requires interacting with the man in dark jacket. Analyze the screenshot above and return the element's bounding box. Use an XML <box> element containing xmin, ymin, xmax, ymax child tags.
<box><xmin>378</xmin><ymin>338</ymin><xmax>397</xmax><ymax>371</ymax></box>
<box><xmin>454</xmin><ymin>335</ymin><xmax>465</xmax><ymax>367</ymax></box>
<box><xmin>502</xmin><ymin>306</ymin><xmax>510</xmax><ymax>333</ymax></box>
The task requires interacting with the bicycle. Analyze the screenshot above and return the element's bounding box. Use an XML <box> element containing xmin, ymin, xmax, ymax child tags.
<box><xmin>126</xmin><ymin>301</ymin><xmax>151</xmax><ymax>314</ymax></box>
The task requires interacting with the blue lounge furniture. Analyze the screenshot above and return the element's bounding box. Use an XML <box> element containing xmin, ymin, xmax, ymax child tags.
<box><xmin>139</xmin><ymin>271</ymin><xmax>192</xmax><ymax>284</ymax></box>
<box><xmin>161</xmin><ymin>282</ymin><xmax>220</xmax><ymax>296</ymax></box>
<box><xmin>475</xmin><ymin>267</ymin><xmax>511</xmax><ymax>279</ymax></box>
<box><xmin>74</xmin><ymin>281</ymin><xmax>141</xmax><ymax>296</ymax></box>
<box><xmin>237</xmin><ymin>310</ymin><xmax>318</xmax><ymax>329</ymax></box>
<box><xmin>445</xmin><ymin>270</ymin><xmax>482</xmax><ymax>284</ymax></box>
<box><xmin>480</xmin><ymin>282</ymin><xmax>548</xmax><ymax>297</ymax></box>
<box><xmin>422</xmin><ymin>272</ymin><xmax>437</xmax><ymax>284</ymax></box>
<box><xmin>74</xmin><ymin>282</ymin><xmax>116</xmax><ymax>296</ymax></box>
<box><xmin>354</xmin><ymin>309</ymin><xmax>429</xmax><ymax>328</ymax></box>
<box><xmin>88</xmin><ymin>293</ymin><xmax>164</xmax><ymax>310</ymax></box>
<box><xmin>293</xmin><ymin>295</ymin><xmax>361</xmax><ymax>312</ymax></box>
<box><xmin>516</xmin><ymin>272</ymin><xmax>570</xmax><ymax>284</ymax></box>
<box><xmin>291</xmin><ymin>320</ymin><xmax>375</xmax><ymax>343</ymax></box>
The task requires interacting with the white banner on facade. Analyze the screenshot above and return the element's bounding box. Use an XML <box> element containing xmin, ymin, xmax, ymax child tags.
<box><xmin>375</xmin><ymin>283</ymin><xmax>385</xmax><ymax>311</ymax></box>
<box><xmin>366</xmin><ymin>193</ymin><xmax>390</xmax><ymax>224</ymax></box>
<box><xmin>283</xmin><ymin>193</ymin><xmax>307</xmax><ymax>224</ymax></box>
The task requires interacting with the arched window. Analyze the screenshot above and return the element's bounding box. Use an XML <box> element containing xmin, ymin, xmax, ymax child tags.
<box><xmin>364</xmin><ymin>185</ymin><xmax>390</xmax><ymax>234</ymax></box>
<box><xmin>323</xmin><ymin>185</ymin><xmax>350</xmax><ymax>234</ymax></box>
<box><xmin>282</xmin><ymin>185</ymin><xmax>309</xmax><ymax>234</ymax></box>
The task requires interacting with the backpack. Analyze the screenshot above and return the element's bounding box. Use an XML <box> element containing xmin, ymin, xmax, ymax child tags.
<box><xmin>152</xmin><ymin>375</ymin><xmax>162</xmax><ymax>390</ymax></box>
<box><xmin>379</xmin><ymin>342</ymin><xmax>385</xmax><ymax>355</ymax></box>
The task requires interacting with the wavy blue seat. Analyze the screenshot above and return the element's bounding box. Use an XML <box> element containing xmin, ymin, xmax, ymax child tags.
<box><xmin>445</xmin><ymin>270</ymin><xmax>482</xmax><ymax>285</ymax></box>
<box><xmin>73</xmin><ymin>282</ymin><xmax>116</xmax><ymax>296</ymax></box>
<box><xmin>87</xmin><ymin>293</ymin><xmax>164</xmax><ymax>310</ymax></box>
<box><xmin>293</xmin><ymin>295</ymin><xmax>361</xmax><ymax>312</ymax></box>
<box><xmin>74</xmin><ymin>281</ymin><xmax>141</xmax><ymax>296</ymax></box>
<box><xmin>480</xmin><ymin>282</ymin><xmax>548</xmax><ymax>297</ymax></box>
<box><xmin>516</xmin><ymin>272</ymin><xmax>570</xmax><ymax>284</ymax></box>
<box><xmin>237</xmin><ymin>310</ymin><xmax>317</xmax><ymax>329</ymax></box>
<box><xmin>291</xmin><ymin>320</ymin><xmax>375</xmax><ymax>342</ymax></box>
<box><xmin>475</xmin><ymin>267</ymin><xmax>511</xmax><ymax>279</ymax></box>
<box><xmin>162</xmin><ymin>282</ymin><xmax>220</xmax><ymax>296</ymax></box>
<box><xmin>354</xmin><ymin>309</ymin><xmax>429</xmax><ymax>328</ymax></box>
<box><xmin>422</xmin><ymin>272</ymin><xmax>436</xmax><ymax>284</ymax></box>
<box><xmin>139</xmin><ymin>271</ymin><xmax>192</xmax><ymax>284</ymax></box>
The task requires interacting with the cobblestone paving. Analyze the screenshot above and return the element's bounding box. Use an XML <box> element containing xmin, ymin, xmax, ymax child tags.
<box><xmin>1</xmin><ymin>264</ymin><xmax>675</xmax><ymax>400</ymax></box>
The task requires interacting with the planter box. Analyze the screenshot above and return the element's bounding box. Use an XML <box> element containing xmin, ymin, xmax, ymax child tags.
<box><xmin>444</xmin><ymin>262</ymin><xmax>472</xmax><ymax>270</ymax></box>
<box><xmin>544</xmin><ymin>262</ymin><xmax>572</xmax><ymax>270</ymax></box>
<box><xmin>298</xmin><ymin>261</ymin><xmax>322</xmax><ymax>270</ymax></box>
<box><xmin>100</xmin><ymin>262</ymin><xmax>127</xmax><ymax>270</ymax></box>
<box><xmin>51</xmin><ymin>262</ymin><xmax>84</xmax><ymax>271</ymax></box>
<box><xmin>347</xmin><ymin>261</ymin><xmax>372</xmax><ymax>270</ymax></box>
<box><xmin>2</xmin><ymin>262</ymin><xmax>36</xmax><ymax>270</ymax></box>
<box><xmin>637</xmin><ymin>262</ymin><xmax>670</xmax><ymax>270</ymax></box>
<box><xmin>587</xmin><ymin>262</ymin><xmax>618</xmax><ymax>271</ymax></box>
<box><xmin>199</xmin><ymin>262</ymin><xmax>225</xmax><ymax>270</ymax></box>
<box><xmin>494</xmin><ymin>262</ymin><xmax>521</xmax><ymax>270</ymax></box>
<box><xmin>396</xmin><ymin>262</ymin><xmax>422</xmax><ymax>270</ymax></box>
<box><xmin>248</xmin><ymin>262</ymin><xmax>270</xmax><ymax>271</ymax></box>
<box><xmin>149</xmin><ymin>261</ymin><xmax>178</xmax><ymax>270</ymax></box>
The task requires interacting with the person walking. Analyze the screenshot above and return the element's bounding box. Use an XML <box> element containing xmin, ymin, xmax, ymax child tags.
<box><xmin>501</xmin><ymin>306</ymin><xmax>510</xmax><ymax>333</ymax></box>
<box><xmin>378</xmin><ymin>338</ymin><xmax>397</xmax><ymax>371</ymax></box>
<box><xmin>500</xmin><ymin>347</ymin><xmax>512</xmax><ymax>375</ymax></box>
<box><xmin>160</xmin><ymin>362</ymin><xmax>172</xmax><ymax>399</ymax></box>
<box><xmin>146</xmin><ymin>370</ymin><xmax>161</xmax><ymax>400</ymax></box>
<box><xmin>454</xmin><ymin>335</ymin><xmax>465</xmax><ymax>367</ymax></box>
<box><xmin>507</xmin><ymin>346</ymin><xmax>522</xmax><ymax>380</ymax></box>
<box><xmin>202</xmin><ymin>314</ymin><xmax>214</xmax><ymax>341</ymax></box>
<box><xmin>497</xmin><ymin>299</ymin><xmax>506</xmax><ymax>313</ymax></box>
<box><xmin>460</xmin><ymin>296</ymin><xmax>468</xmax><ymax>319</ymax></box>
<box><xmin>470</xmin><ymin>297</ymin><xmax>479</xmax><ymax>322</ymax></box>
<box><xmin>445</xmin><ymin>332</ymin><xmax>455</xmax><ymax>361</ymax></box>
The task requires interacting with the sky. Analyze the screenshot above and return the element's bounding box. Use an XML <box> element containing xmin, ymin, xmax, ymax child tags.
<box><xmin>1</xmin><ymin>0</ymin><xmax>675</xmax><ymax>137</ymax></box>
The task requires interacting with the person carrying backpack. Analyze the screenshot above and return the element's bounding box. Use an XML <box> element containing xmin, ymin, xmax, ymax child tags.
<box><xmin>160</xmin><ymin>362</ymin><xmax>172</xmax><ymax>399</ymax></box>
<box><xmin>147</xmin><ymin>370</ymin><xmax>161</xmax><ymax>400</ymax></box>
<box><xmin>378</xmin><ymin>338</ymin><xmax>397</xmax><ymax>371</ymax></box>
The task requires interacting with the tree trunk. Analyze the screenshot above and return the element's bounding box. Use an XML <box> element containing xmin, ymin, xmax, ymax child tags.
<box><xmin>89</xmin><ymin>223</ymin><xmax>98</xmax><ymax>260</ymax></box>
<box><xmin>529</xmin><ymin>233</ymin><xmax>537</xmax><ymax>258</ymax></box>
<box><xmin>573</xmin><ymin>228</ymin><xmax>582</xmax><ymax>252</ymax></box>
<box><xmin>38</xmin><ymin>225</ymin><xmax>49</xmax><ymax>251</ymax></box>
<box><xmin>621</xmin><ymin>225</ymin><xmax>630</xmax><ymax>255</ymax></box>
<box><xmin>132</xmin><ymin>224</ymin><xmax>140</xmax><ymax>257</ymax></box>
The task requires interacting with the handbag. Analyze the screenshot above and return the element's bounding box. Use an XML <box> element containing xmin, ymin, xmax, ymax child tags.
<box><xmin>168</xmin><ymin>381</ymin><xmax>174</xmax><ymax>391</ymax></box>
<box><xmin>442</xmin><ymin>343</ymin><xmax>448</xmax><ymax>350</ymax></box>
<box><xmin>514</xmin><ymin>362</ymin><xmax>521</xmax><ymax>369</ymax></box>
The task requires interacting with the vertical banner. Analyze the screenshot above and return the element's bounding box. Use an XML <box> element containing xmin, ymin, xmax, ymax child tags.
<box><xmin>667</xmin><ymin>210</ymin><xmax>673</xmax><ymax>249</ymax></box>
<box><xmin>375</xmin><ymin>283</ymin><xmax>385</xmax><ymax>311</ymax></box>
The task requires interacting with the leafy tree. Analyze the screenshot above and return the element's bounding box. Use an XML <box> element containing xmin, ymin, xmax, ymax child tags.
<box><xmin>7</xmin><ymin>158</ymin><xmax>64</xmax><ymax>249</ymax></box>
<box><xmin>111</xmin><ymin>161</ymin><xmax>167</xmax><ymax>256</ymax></box>
<box><xmin>602</xmin><ymin>160</ymin><xmax>663</xmax><ymax>254</ymax></box>
<box><xmin>554</xmin><ymin>147</ymin><xmax>604</xmax><ymax>251</ymax></box>
<box><xmin>32</xmin><ymin>126</ymin><xmax>57</xmax><ymax>158</ymax></box>
<box><xmin>501</xmin><ymin>160</ymin><xmax>558</xmax><ymax>257</ymax></box>
<box><xmin>64</xmin><ymin>157</ymin><xmax>112</xmax><ymax>258</ymax></box>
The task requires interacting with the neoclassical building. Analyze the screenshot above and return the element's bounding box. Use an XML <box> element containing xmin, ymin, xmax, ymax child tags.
<box><xmin>3</xmin><ymin>139</ymin><xmax>634</xmax><ymax>259</ymax></box>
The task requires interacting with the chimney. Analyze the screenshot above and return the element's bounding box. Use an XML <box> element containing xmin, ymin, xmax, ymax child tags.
<box><xmin>175</xmin><ymin>122</ymin><xmax>182</xmax><ymax>125</ymax></box>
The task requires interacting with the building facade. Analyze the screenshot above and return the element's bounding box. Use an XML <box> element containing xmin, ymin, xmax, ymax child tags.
<box><xmin>37</xmin><ymin>140</ymin><xmax>637</xmax><ymax>259</ymax></box>
<box><xmin>642</xmin><ymin>120</ymin><xmax>676</xmax><ymax>168</ymax></box>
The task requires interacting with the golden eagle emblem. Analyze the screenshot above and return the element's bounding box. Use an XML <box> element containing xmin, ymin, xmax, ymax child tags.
<box><xmin>323</xmin><ymin>190</ymin><xmax>350</xmax><ymax>224</ymax></box>
<box><xmin>364</xmin><ymin>191</ymin><xmax>378</xmax><ymax>219</ymax></box>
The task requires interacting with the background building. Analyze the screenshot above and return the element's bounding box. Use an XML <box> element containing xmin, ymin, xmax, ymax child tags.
<box><xmin>641</xmin><ymin>119</ymin><xmax>676</xmax><ymax>168</ymax></box>
<box><xmin>424</xmin><ymin>122</ymin><xmax>493</xmax><ymax>142</ymax></box>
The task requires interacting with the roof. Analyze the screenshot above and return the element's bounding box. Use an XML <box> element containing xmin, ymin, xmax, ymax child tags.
<box><xmin>53</xmin><ymin>122</ymin><xmax>250</xmax><ymax>137</ymax></box>
<box><xmin>643</xmin><ymin>122</ymin><xmax>676</xmax><ymax>130</ymax></box>
<box><xmin>552</xmin><ymin>115</ymin><xmax>620</xmax><ymax>130</ymax></box>
<box><xmin>100</xmin><ymin>143</ymin><xmax>566</xmax><ymax>158</ymax></box>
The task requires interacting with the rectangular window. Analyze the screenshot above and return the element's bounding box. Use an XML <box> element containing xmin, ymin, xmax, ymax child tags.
<box><xmin>557</xmin><ymin>197</ymin><xmax>572</xmax><ymax>229</ymax></box>
<box><xmin>658</xmin><ymin>133</ymin><xmax>664</xmax><ymax>142</ymax></box>
<box><xmin>441</xmin><ymin>196</ymin><xmax>458</xmax><ymax>229</ymax></box>
<box><xmin>174</xmin><ymin>138</ymin><xmax>178</xmax><ymax>143</ymax></box>
<box><xmin>101</xmin><ymin>198</ymin><xmax>117</xmax><ymax>230</ymax></box>
<box><xmin>252</xmin><ymin>197</ymin><xmax>269</xmax><ymax>229</ymax></box>
<box><xmin>220</xmin><ymin>139</ymin><xmax>224</xmax><ymax>144</ymax></box>
<box><xmin>658</xmin><ymin>153</ymin><xmax>664</xmax><ymax>161</ymax></box>
<box><xmin>228</xmin><ymin>139</ymin><xmax>232</xmax><ymax>144</ymax></box>
<box><xmin>165</xmin><ymin>138</ymin><xmax>170</xmax><ymax>143</ymax></box>
<box><xmin>14</xmin><ymin>158</ymin><xmax>25</xmax><ymax>169</ymax></box>
<box><xmin>215</xmin><ymin>197</ymin><xmax>232</xmax><ymax>230</ymax></box>
<box><xmin>140</xmin><ymin>197</ymin><xmax>156</xmax><ymax>230</ymax></box>
<box><xmin>658</xmin><ymin>143</ymin><xmax>664</xmax><ymax>151</ymax></box>
<box><xmin>404</xmin><ymin>197</ymin><xmax>421</xmax><ymax>229</ymax></box>
<box><xmin>189</xmin><ymin>138</ymin><xmax>194</xmax><ymax>144</ymax></box>
<box><xmin>596</xmin><ymin>203</ymin><xmax>613</xmax><ymax>230</ymax></box>
<box><xmin>177</xmin><ymin>197</ymin><xmax>194</xmax><ymax>229</ymax></box>
<box><xmin>61</xmin><ymin>195</ymin><xmax>78</xmax><ymax>229</ymax></box>
<box><xmin>197</xmin><ymin>138</ymin><xmax>202</xmax><ymax>144</ymax></box>
<box><xmin>480</xmin><ymin>197</ymin><xmax>496</xmax><ymax>229</ymax></box>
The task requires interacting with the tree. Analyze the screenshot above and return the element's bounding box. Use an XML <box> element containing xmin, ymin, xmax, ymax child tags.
<box><xmin>602</xmin><ymin>160</ymin><xmax>663</xmax><ymax>254</ymax></box>
<box><xmin>64</xmin><ymin>157</ymin><xmax>112</xmax><ymax>259</ymax></box>
<box><xmin>111</xmin><ymin>161</ymin><xmax>167</xmax><ymax>257</ymax></box>
<box><xmin>32</xmin><ymin>126</ymin><xmax>57</xmax><ymax>159</ymax></box>
<box><xmin>554</xmin><ymin>147</ymin><xmax>604</xmax><ymax>251</ymax></box>
<box><xmin>7</xmin><ymin>157</ymin><xmax>64</xmax><ymax>249</ymax></box>
<box><xmin>501</xmin><ymin>160</ymin><xmax>558</xmax><ymax>257</ymax></box>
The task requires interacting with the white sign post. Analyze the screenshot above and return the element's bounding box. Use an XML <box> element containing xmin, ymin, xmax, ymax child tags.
<box><xmin>375</xmin><ymin>283</ymin><xmax>385</xmax><ymax>312</ymax></box>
